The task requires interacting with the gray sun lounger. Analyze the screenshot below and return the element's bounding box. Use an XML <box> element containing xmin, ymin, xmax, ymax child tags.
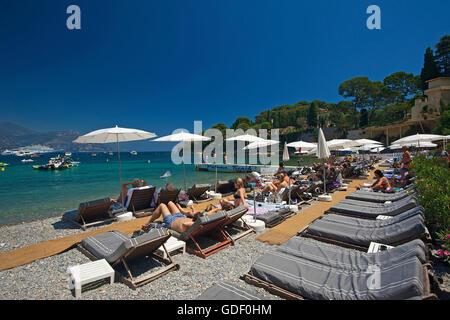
<box><xmin>221</xmin><ymin>206</ymin><xmax>255</xmax><ymax>242</ymax></box>
<box><xmin>301</xmin><ymin>215</ymin><xmax>427</xmax><ymax>250</ymax></box>
<box><xmin>197</xmin><ymin>281</ymin><xmax>265</xmax><ymax>300</ymax></box>
<box><xmin>169</xmin><ymin>210</ymin><xmax>232</xmax><ymax>259</ymax></box>
<box><xmin>62</xmin><ymin>197</ymin><xmax>116</xmax><ymax>230</ymax></box>
<box><xmin>156</xmin><ymin>189</ymin><xmax>180</xmax><ymax>205</ymax></box>
<box><xmin>243</xmin><ymin>248</ymin><xmax>435</xmax><ymax>300</ymax></box>
<box><xmin>327</xmin><ymin>196</ymin><xmax>419</xmax><ymax>218</ymax></box>
<box><xmin>78</xmin><ymin>228</ymin><xmax>179</xmax><ymax>289</ymax></box>
<box><xmin>187</xmin><ymin>184</ymin><xmax>212</xmax><ymax>203</ymax></box>
<box><xmin>320</xmin><ymin>206</ymin><xmax>425</xmax><ymax>228</ymax></box>
<box><xmin>340</xmin><ymin>194</ymin><xmax>417</xmax><ymax>207</ymax></box>
<box><xmin>345</xmin><ymin>189</ymin><xmax>415</xmax><ymax>203</ymax></box>
<box><xmin>256</xmin><ymin>207</ymin><xmax>295</xmax><ymax>228</ymax></box>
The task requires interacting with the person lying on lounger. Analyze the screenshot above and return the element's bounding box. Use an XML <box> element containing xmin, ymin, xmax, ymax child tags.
<box><xmin>262</xmin><ymin>173</ymin><xmax>289</xmax><ymax>194</ymax></box>
<box><xmin>114</xmin><ymin>178</ymin><xmax>147</xmax><ymax>204</ymax></box>
<box><xmin>357</xmin><ymin>170</ymin><xmax>390</xmax><ymax>191</ymax></box>
<box><xmin>143</xmin><ymin>201</ymin><xmax>222</xmax><ymax>233</ymax></box>
<box><xmin>219</xmin><ymin>177</ymin><xmax>246</xmax><ymax>210</ymax></box>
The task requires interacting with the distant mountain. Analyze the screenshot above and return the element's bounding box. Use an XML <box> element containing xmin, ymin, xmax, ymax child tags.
<box><xmin>0</xmin><ymin>121</ymin><xmax>112</xmax><ymax>152</ymax></box>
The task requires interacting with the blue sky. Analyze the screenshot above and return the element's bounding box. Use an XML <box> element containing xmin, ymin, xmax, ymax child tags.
<box><xmin>0</xmin><ymin>0</ymin><xmax>449</xmax><ymax>150</ymax></box>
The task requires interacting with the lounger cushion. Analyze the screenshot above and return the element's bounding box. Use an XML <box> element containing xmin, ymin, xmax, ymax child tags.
<box><xmin>345</xmin><ymin>190</ymin><xmax>415</xmax><ymax>203</ymax></box>
<box><xmin>81</xmin><ymin>228</ymin><xmax>169</xmax><ymax>263</ymax></box>
<box><xmin>321</xmin><ymin>206</ymin><xmax>424</xmax><ymax>228</ymax></box>
<box><xmin>340</xmin><ymin>194</ymin><xmax>417</xmax><ymax>208</ymax></box>
<box><xmin>63</xmin><ymin>198</ymin><xmax>111</xmax><ymax>222</ymax></box>
<box><xmin>306</xmin><ymin>215</ymin><xmax>426</xmax><ymax>247</ymax></box>
<box><xmin>279</xmin><ymin>237</ymin><xmax>427</xmax><ymax>269</ymax></box>
<box><xmin>197</xmin><ymin>281</ymin><xmax>264</xmax><ymax>300</ymax></box>
<box><xmin>330</xmin><ymin>197</ymin><xmax>419</xmax><ymax>218</ymax></box>
<box><xmin>256</xmin><ymin>208</ymin><xmax>292</xmax><ymax>224</ymax></box>
<box><xmin>250</xmin><ymin>251</ymin><xmax>424</xmax><ymax>300</ymax></box>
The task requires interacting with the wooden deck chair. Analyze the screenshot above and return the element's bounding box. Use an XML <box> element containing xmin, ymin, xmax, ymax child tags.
<box><xmin>170</xmin><ymin>211</ymin><xmax>232</xmax><ymax>259</ymax></box>
<box><xmin>187</xmin><ymin>184</ymin><xmax>212</xmax><ymax>203</ymax></box>
<box><xmin>221</xmin><ymin>206</ymin><xmax>254</xmax><ymax>242</ymax></box>
<box><xmin>126</xmin><ymin>186</ymin><xmax>156</xmax><ymax>218</ymax></box>
<box><xmin>78</xmin><ymin>228</ymin><xmax>180</xmax><ymax>289</ymax></box>
<box><xmin>62</xmin><ymin>198</ymin><xmax>116</xmax><ymax>230</ymax></box>
<box><xmin>157</xmin><ymin>189</ymin><xmax>180</xmax><ymax>205</ymax></box>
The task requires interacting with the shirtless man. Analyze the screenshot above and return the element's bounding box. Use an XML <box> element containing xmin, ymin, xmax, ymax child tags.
<box><xmin>114</xmin><ymin>178</ymin><xmax>147</xmax><ymax>204</ymax></box>
<box><xmin>143</xmin><ymin>201</ymin><xmax>221</xmax><ymax>234</ymax></box>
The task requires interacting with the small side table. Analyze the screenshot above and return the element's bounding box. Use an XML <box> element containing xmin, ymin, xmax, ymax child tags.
<box><xmin>156</xmin><ymin>236</ymin><xmax>186</xmax><ymax>259</ymax></box>
<box><xmin>67</xmin><ymin>259</ymin><xmax>115</xmax><ymax>298</ymax></box>
<box><xmin>367</xmin><ymin>242</ymin><xmax>394</xmax><ymax>253</ymax></box>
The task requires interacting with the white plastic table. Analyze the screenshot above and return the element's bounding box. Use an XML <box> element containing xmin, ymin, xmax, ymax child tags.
<box><xmin>367</xmin><ymin>242</ymin><xmax>394</xmax><ymax>253</ymax></box>
<box><xmin>67</xmin><ymin>259</ymin><xmax>115</xmax><ymax>298</ymax></box>
<box><xmin>156</xmin><ymin>236</ymin><xmax>186</xmax><ymax>259</ymax></box>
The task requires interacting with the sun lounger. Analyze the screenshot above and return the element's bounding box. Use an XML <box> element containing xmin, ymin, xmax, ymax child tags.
<box><xmin>197</xmin><ymin>281</ymin><xmax>264</xmax><ymax>300</ymax></box>
<box><xmin>340</xmin><ymin>194</ymin><xmax>417</xmax><ymax>207</ymax></box>
<box><xmin>169</xmin><ymin>210</ymin><xmax>232</xmax><ymax>259</ymax></box>
<box><xmin>156</xmin><ymin>189</ymin><xmax>180</xmax><ymax>205</ymax></box>
<box><xmin>320</xmin><ymin>206</ymin><xmax>425</xmax><ymax>228</ymax></box>
<box><xmin>256</xmin><ymin>207</ymin><xmax>295</xmax><ymax>228</ymax></box>
<box><xmin>242</xmin><ymin>245</ymin><xmax>435</xmax><ymax>300</ymax></box>
<box><xmin>216</xmin><ymin>180</ymin><xmax>235</xmax><ymax>196</ymax></box>
<box><xmin>62</xmin><ymin>198</ymin><xmax>115</xmax><ymax>230</ymax></box>
<box><xmin>327</xmin><ymin>196</ymin><xmax>419</xmax><ymax>218</ymax></box>
<box><xmin>345</xmin><ymin>189</ymin><xmax>415</xmax><ymax>203</ymax></box>
<box><xmin>78</xmin><ymin>228</ymin><xmax>179</xmax><ymax>289</ymax></box>
<box><xmin>301</xmin><ymin>215</ymin><xmax>427</xmax><ymax>250</ymax></box>
<box><xmin>187</xmin><ymin>184</ymin><xmax>212</xmax><ymax>203</ymax></box>
<box><xmin>221</xmin><ymin>206</ymin><xmax>255</xmax><ymax>242</ymax></box>
<box><xmin>125</xmin><ymin>186</ymin><xmax>156</xmax><ymax>218</ymax></box>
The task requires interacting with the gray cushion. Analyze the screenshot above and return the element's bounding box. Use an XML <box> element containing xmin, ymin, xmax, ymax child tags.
<box><xmin>250</xmin><ymin>251</ymin><xmax>424</xmax><ymax>300</ymax></box>
<box><xmin>172</xmin><ymin>210</ymin><xmax>228</xmax><ymax>240</ymax></box>
<box><xmin>197</xmin><ymin>281</ymin><xmax>264</xmax><ymax>300</ymax></box>
<box><xmin>321</xmin><ymin>206</ymin><xmax>424</xmax><ymax>228</ymax></box>
<box><xmin>81</xmin><ymin>228</ymin><xmax>169</xmax><ymax>263</ymax></box>
<box><xmin>279</xmin><ymin>237</ymin><xmax>427</xmax><ymax>269</ymax></box>
<box><xmin>346</xmin><ymin>190</ymin><xmax>415</xmax><ymax>203</ymax></box>
<box><xmin>256</xmin><ymin>208</ymin><xmax>292</xmax><ymax>224</ymax></box>
<box><xmin>340</xmin><ymin>194</ymin><xmax>418</xmax><ymax>208</ymax></box>
<box><xmin>306</xmin><ymin>215</ymin><xmax>426</xmax><ymax>247</ymax></box>
<box><xmin>330</xmin><ymin>198</ymin><xmax>419</xmax><ymax>218</ymax></box>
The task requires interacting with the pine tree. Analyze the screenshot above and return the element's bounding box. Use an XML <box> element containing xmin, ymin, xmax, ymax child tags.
<box><xmin>435</xmin><ymin>35</ymin><xmax>450</xmax><ymax>77</ymax></box>
<box><xmin>307</xmin><ymin>102</ymin><xmax>318</xmax><ymax>128</ymax></box>
<box><xmin>420</xmin><ymin>47</ymin><xmax>440</xmax><ymax>92</ymax></box>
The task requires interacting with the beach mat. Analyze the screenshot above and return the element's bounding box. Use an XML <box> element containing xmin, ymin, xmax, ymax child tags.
<box><xmin>255</xmin><ymin>169</ymin><xmax>378</xmax><ymax>245</ymax></box>
<box><xmin>0</xmin><ymin>196</ymin><xmax>233</xmax><ymax>271</ymax></box>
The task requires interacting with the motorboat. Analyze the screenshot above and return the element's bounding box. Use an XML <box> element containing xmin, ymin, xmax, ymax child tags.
<box><xmin>130</xmin><ymin>151</ymin><xmax>138</xmax><ymax>155</ymax></box>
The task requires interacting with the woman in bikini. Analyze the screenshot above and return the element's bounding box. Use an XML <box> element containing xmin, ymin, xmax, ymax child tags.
<box><xmin>219</xmin><ymin>178</ymin><xmax>246</xmax><ymax>210</ymax></box>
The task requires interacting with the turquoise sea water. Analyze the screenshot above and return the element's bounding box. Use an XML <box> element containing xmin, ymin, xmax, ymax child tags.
<box><xmin>0</xmin><ymin>152</ymin><xmax>316</xmax><ymax>225</ymax></box>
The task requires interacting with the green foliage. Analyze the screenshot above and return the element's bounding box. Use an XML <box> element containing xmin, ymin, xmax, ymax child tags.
<box><xmin>359</xmin><ymin>108</ymin><xmax>368</xmax><ymax>127</ymax></box>
<box><xmin>383</xmin><ymin>72</ymin><xmax>421</xmax><ymax>103</ymax></box>
<box><xmin>435</xmin><ymin>34</ymin><xmax>450</xmax><ymax>77</ymax></box>
<box><xmin>435</xmin><ymin>229</ymin><xmax>450</xmax><ymax>263</ymax></box>
<box><xmin>411</xmin><ymin>155</ymin><xmax>450</xmax><ymax>235</ymax></box>
<box><xmin>231</xmin><ymin>117</ymin><xmax>252</xmax><ymax>130</ymax></box>
<box><xmin>434</xmin><ymin>102</ymin><xmax>450</xmax><ymax>135</ymax></box>
<box><xmin>307</xmin><ymin>102</ymin><xmax>318</xmax><ymax>128</ymax></box>
<box><xmin>420</xmin><ymin>47</ymin><xmax>440</xmax><ymax>91</ymax></box>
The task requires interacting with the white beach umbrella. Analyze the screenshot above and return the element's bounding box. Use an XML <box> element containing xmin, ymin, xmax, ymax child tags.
<box><xmin>327</xmin><ymin>139</ymin><xmax>360</xmax><ymax>150</ymax></box>
<box><xmin>392</xmin><ymin>134</ymin><xmax>444</xmax><ymax>146</ymax></box>
<box><xmin>225</xmin><ymin>134</ymin><xmax>266</xmax><ymax>142</ymax></box>
<box><xmin>282</xmin><ymin>143</ymin><xmax>290</xmax><ymax>162</ymax></box>
<box><xmin>354</xmin><ymin>139</ymin><xmax>383</xmax><ymax>146</ymax></box>
<box><xmin>286</xmin><ymin>140</ymin><xmax>317</xmax><ymax>150</ymax></box>
<box><xmin>151</xmin><ymin>131</ymin><xmax>211</xmax><ymax>191</ymax></box>
<box><xmin>317</xmin><ymin>128</ymin><xmax>331</xmax><ymax>194</ymax></box>
<box><xmin>355</xmin><ymin>143</ymin><xmax>384</xmax><ymax>151</ymax></box>
<box><xmin>370</xmin><ymin>146</ymin><xmax>385</xmax><ymax>153</ymax></box>
<box><xmin>389</xmin><ymin>141</ymin><xmax>437</xmax><ymax>149</ymax></box>
<box><xmin>73</xmin><ymin>125</ymin><xmax>157</xmax><ymax>208</ymax></box>
<box><xmin>243</xmin><ymin>139</ymin><xmax>279</xmax><ymax>150</ymax></box>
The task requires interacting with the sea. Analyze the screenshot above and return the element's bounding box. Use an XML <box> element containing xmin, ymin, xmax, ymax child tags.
<box><xmin>0</xmin><ymin>152</ymin><xmax>317</xmax><ymax>225</ymax></box>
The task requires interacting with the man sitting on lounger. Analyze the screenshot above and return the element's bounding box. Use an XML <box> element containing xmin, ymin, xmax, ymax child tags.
<box><xmin>114</xmin><ymin>178</ymin><xmax>147</xmax><ymax>204</ymax></box>
<box><xmin>143</xmin><ymin>201</ymin><xmax>222</xmax><ymax>233</ymax></box>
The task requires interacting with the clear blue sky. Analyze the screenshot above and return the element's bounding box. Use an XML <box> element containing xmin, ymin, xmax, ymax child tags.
<box><xmin>0</xmin><ymin>0</ymin><xmax>449</xmax><ymax>150</ymax></box>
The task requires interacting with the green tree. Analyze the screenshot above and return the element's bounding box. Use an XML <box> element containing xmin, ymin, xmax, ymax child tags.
<box><xmin>295</xmin><ymin>117</ymin><xmax>308</xmax><ymax>131</ymax></box>
<box><xmin>435</xmin><ymin>34</ymin><xmax>450</xmax><ymax>77</ymax></box>
<box><xmin>434</xmin><ymin>102</ymin><xmax>450</xmax><ymax>135</ymax></box>
<box><xmin>307</xmin><ymin>102</ymin><xmax>318</xmax><ymax>128</ymax></box>
<box><xmin>359</xmin><ymin>108</ymin><xmax>369</xmax><ymax>127</ymax></box>
<box><xmin>420</xmin><ymin>47</ymin><xmax>441</xmax><ymax>91</ymax></box>
<box><xmin>383</xmin><ymin>72</ymin><xmax>420</xmax><ymax>103</ymax></box>
<box><xmin>338</xmin><ymin>77</ymin><xmax>372</xmax><ymax>128</ymax></box>
<box><xmin>231</xmin><ymin>117</ymin><xmax>252</xmax><ymax>130</ymax></box>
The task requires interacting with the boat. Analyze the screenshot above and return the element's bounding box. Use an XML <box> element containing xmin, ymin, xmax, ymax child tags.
<box><xmin>21</xmin><ymin>159</ymin><xmax>34</xmax><ymax>163</ymax></box>
<box><xmin>130</xmin><ymin>151</ymin><xmax>138</xmax><ymax>155</ymax></box>
<box><xmin>1</xmin><ymin>145</ymin><xmax>58</xmax><ymax>156</ymax></box>
<box><xmin>108</xmin><ymin>152</ymin><xmax>113</xmax><ymax>156</ymax></box>
<box><xmin>65</xmin><ymin>152</ymin><xmax>72</xmax><ymax>157</ymax></box>
<box><xmin>160</xmin><ymin>171</ymin><xmax>171</xmax><ymax>178</ymax></box>
<box><xmin>0</xmin><ymin>162</ymin><xmax>9</xmax><ymax>167</ymax></box>
<box><xmin>32</xmin><ymin>154</ymin><xmax>74</xmax><ymax>171</ymax></box>
<box><xmin>91</xmin><ymin>153</ymin><xmax>97</xmax><ymax>157</ymax></box>
<box><xmin>1</xmin><ymin>149</ymin><xmax>15</xmax><ymax>156</ymax></box>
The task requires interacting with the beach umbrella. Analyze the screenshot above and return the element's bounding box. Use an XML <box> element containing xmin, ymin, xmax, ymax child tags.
<box><xmin>282</xmin><ymin>142</ymin><xmax>292</xmax><ymax>204</ymax></box>
<box><xmin>286</xmin><ymin>140</ymin><xmax>317</xmax><ymax>150</ymax></box>
<box><xmin>225</xmin><ymin>134</ymin><xmax>265</xmax><ymax>142</ymax></box>
<box><xmin>354</xmin><ymin>139</ymin><xmax>383</xmax><ymax>146</ymax></box>
<box><xmin>389</xmin><ymin>141</ymin><xmax>437</xmax><ymax>149</ymax></box>
<box><xmin>73</xmin><ymin>125</ymin><xmax>157</xmax><ymax>208</ymax></box>
<box><xmin>391</xmin><ymin>134</ymin><xmax>444</xmax><ymax>148</ymax></box>
<box><xmin>355</xmin><ymin>143</ymin><xmax>384</xmax><ymax>151</ymax></box>
<box><xmin>151</xmin><ymin>131</ymin><xmax>211</xmax><ymax>191</ymax></box>
<box><xmin>326</xmin><ymin>139</ymin><xmax>360</xmax><ymax>150</ymax></box>
<box><xmin>243</xmin><ymin>139</ymin><xmax>279</xmax><ymax>150</ymax></box>
<box><xmin>370</xmin><ymin>146</ymin><xmax>385</xmax><ymax>153</ymax></box>
<box><xmin>316</xmin><ymin>128</ymin><xmax>331</xmax><ymax>195</ymax></box>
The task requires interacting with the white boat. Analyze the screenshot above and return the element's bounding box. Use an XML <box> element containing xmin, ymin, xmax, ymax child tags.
<box><xmin>160</xmin><ymin>171</ymin><xmax>171</xmax><ymax>178</ymax></box>
<box><xmin>1</xmin><ymin>145</ymin><xmax>58</xmax><ymax>156</ymax></box>
<box><xmin>130</xmin><ymin>151</ymin><xmax>138</xmax><ymax>155</ymax></box>
<box><xmin>21</xmin><ymin>159</ymin><xmax>34</xmax><ymax>163</ymax></box>
<box><xmin>1</xmin><ymin>149</ymin><xmax>15</xmax><ymax>156</ymax></box>
<box><xmin>65</xmin><ymin>152</ymin><xmax>72</xmax><ymax>157</ymax></box>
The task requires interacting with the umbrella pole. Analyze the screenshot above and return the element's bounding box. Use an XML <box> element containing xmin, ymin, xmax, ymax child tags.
<box><xmin>183</xmin><ymin>162</ymin><xmax>187</xmax><ymax>191</ymax></box>
<box><xmin>117</xmin><ymin>135</ymin><xmax>124</xmax><ymax>213</ymax></box>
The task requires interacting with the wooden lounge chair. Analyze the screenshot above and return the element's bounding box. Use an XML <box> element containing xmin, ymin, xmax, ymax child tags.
<box><xmin>216</xmin><ymin>180</ymin><xmax>235</xmax><ymax>197</ymax></box>
<box><xmin>187</xmin><ymin>184</ymin><xmax>212</xmax><ymax>203</ymax></box>
<box><xmin>62</xmin><ymin>198</ymin><xmax>116</xmax><ymax>230</ymax></box>
<box><xmin>156</xmin><ymin>189</ymin><xmax>180</xmax><ymax>205</ymax></box>
<box><xmin>126</xmin><ymin>186</ymin><xmax>156</xmax><ymax>218</ymax></box>
<box><xmin>78</xmin><ymin>228</ymin><xmax>180</xmax><ymax>289</ymax></box>
<box><xmin>169</xmin><ymin>210</ymin><xmax>232</xmax><ymax>259</ymax></box>
<box><xmin>242</xmin><ymin>237</ymin><xmax>437</xmax><ymax>300</ymax></box>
